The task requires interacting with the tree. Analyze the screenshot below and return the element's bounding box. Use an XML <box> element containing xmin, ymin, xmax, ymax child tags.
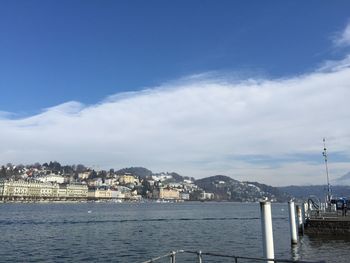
<box><xmin>0</xmin><ymin>166</ymin><xmax>6</xmax><ymax>178</ymax></box>
<box><xmin>49</xmin><ymin>161</ymin><xmax>62</xmax><ymax>172</ymax></box>
<box><xmin>76</xmin><ymin>164</ymin><xmax>86</xmax><ymax>173</ymax></box>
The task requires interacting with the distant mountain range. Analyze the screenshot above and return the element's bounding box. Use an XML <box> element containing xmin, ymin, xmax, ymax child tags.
<box><xmin>333</xmin><ymin>172</ymin><xmax>350</xmax><ymax>185</ymax></box>
<box><xmin>278</xmin><ymin>185</ymin><xmax>350</xmax><ymax>200</ymax></box>
<box><xmin>276</xmin><ymin>171</ymin><xmax>350</xmax><ymax>200</ymax></box>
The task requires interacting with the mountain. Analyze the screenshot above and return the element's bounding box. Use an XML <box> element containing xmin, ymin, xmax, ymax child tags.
<box><xmin>278</xmin><ymin>185</ymin><xmax>350</xmax><ymax>200</ymax></box>
<box><xmin>333</xmin><ymin>172</ymin><xmax>350</xmax><ymax>185</ymax></box>
<box><xmin>195</xmin><ymin>175</ymin><xmax>291</xmax><ymax>202</ymax></box>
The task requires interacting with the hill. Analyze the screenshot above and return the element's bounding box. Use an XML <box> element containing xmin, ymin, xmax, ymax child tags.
<box><xmin>115</xmin><ymin>167</ymin><xmax>152</xmax><ymax>179</ymax></box>
<box><xmin>195</xmin><ymin>175</ymin><xmax>291</xmax><ymax>202</ymax></box>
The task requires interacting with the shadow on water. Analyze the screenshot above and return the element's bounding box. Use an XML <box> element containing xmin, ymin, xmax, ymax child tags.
<box><xmin>290</xmin><ymin>234</ymin><xmax>350</xmax><ymax>263</ymax></box>
<box><xmin>291</xmin><ymin>244</ymin><xmax>300</xmax><ymax>262</ymax></box>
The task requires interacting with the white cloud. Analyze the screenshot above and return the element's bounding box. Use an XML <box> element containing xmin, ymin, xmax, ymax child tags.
<box><xmin>0</xmin><ymin>111</ymin><xmax>15</xmax><ymax>119</ymax></box>
<box><xmin>318</xmin><ymin>54</ymin><xmax>350</xmax><ymax>72</ymax></box>
<box><xmin>1</xmin><ymin>59</ymin><xmax>350</xmax><ymax>186</ymax></box>
<box><xmin>333</xmin><ymin>21</ymin><xmax>350</xmax><ymax>47</ymax></box>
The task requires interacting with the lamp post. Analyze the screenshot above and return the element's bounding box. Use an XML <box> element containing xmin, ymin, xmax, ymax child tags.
<box><xmin>322</xmin><ymin>138</ymin><xmax>331</xmax><ymax>211</ymax></box>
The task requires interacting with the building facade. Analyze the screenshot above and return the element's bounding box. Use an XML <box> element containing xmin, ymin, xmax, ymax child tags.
<box><xmin>153</xmin><ymin>187</ymin><xmax>180</xmax><ymax>200</ymax></box>
<box><xmin>0</xmin><ymin>180</ymin><xmax>87</xmax><ymax>200</ymax></box>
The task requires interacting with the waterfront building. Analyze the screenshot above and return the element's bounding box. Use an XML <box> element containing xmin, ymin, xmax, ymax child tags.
<box><xmin>153</xmin><ymin>187</ymin><xmax>180</xmax><ymax>200</ymax></box>
<box><xmin>200</xmin><ymin>192</ymin><xmax>214</xmax><ymax>200</ymax></box>
<box><xmin>66</xmin><ymin>183</ymin><xmax>88</xmax><ymax>198</ymax></box>
<box><xmin>0</xmin><ymin>179</ymin><xmax>59</xmax><ymax>199</ymax></box>
<box><xmin>58</xmin><ymin>185</ymin><xmax>68</xmax><ymax>198</ymax></box>
<box><xmin>0</xmin><ymin>179</ymin><xmax>87</xmax><ymax>200</ymax></box>
<box><xmin>179</xmin><ymin>192</ymin><xmax>190</xmax><ymax>200</ymax></box>
<box><xmin>88</xmin><ymin>187</ymin><xmax>112</xmax><ymax>199</ymax></box>
<box><xmin>110</xmin><ymin>190</ymin><xmax>125</xmax><ymax>199</ymax></box>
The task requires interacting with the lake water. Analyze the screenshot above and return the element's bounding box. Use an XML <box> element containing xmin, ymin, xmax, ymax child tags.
<box><xmin>0</xmin><ymin>202</ymin><xmax>347</xmax><ymax>262</ymax></box>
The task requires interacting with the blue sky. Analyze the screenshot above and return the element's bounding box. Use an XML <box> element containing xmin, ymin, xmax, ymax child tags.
<box><xmin>1</xmin><ymin>1</ymin><xmax>350</xmax><ymax>185</ymax></box>
<box><xmin>1</xmin><ymin>1</ymin><xmax>350</xmax><ymax>114</ymax></box>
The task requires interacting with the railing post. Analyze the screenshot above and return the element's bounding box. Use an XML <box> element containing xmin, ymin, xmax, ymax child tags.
<box><xmin>260</xmin><ymin>200</ymin><xmax>275</xmax><ymax>263</ymax></box>
<box><xmin>197</xmin><ymin>250</ymin><xmax>202</xmax><ymax>263</ymax></box>
<box><xmin>288</xmin><ymin>200</ymin><xmax>298</xmax><ymax>245</ymax></box>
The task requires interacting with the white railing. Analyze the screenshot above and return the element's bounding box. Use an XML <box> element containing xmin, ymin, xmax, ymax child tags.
<box><xmin>141</xmin><ymin>250</ymin><xmax>326</xmax><ymax>263</ymax></box>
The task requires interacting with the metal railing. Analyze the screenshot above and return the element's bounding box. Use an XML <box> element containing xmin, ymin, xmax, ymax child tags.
<box><xmin>141</xmin><ymin>250</ymin><xmax>325</xmax><ymax>263</ymax></box>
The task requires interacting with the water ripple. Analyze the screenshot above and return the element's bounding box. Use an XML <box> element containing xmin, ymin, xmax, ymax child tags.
<box><xmin>0</xmin><ymin>216</ymin><xmax>288</xmax><ymax>226</ymax></box>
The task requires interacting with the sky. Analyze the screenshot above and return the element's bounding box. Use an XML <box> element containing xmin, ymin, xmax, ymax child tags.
<box><xmin>1</xmin><ymin>1</ymin><xmax>350</xmax><ymax>185</ymax></box>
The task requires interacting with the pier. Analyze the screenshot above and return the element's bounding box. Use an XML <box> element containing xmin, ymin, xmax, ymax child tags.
<box><xmin>304</xmin><ymin>203</ymin><xmax>350</xmax><ymax>235</ymax></box>
<box><xmin>302</xmin><ymin>138</ymin><xmax>350</xmax><ymax>235</ymax></box>
<box><xmin>305</xmin><ymin>216</ymin><xmax>350</xmax><ymax>235</ymax></box>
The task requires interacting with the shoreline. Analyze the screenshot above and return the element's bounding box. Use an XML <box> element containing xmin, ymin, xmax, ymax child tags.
<box><xmin>0</xmin><ymin>199</ymin><xmax>285</xmax><ymax>204</ymax></box>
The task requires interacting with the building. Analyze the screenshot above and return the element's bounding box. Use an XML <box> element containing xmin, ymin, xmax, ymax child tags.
<box><xmin>110</xmin><ymin>190</ymin><xmax>125</xmax><ymax>199</ymax></box>
<box><xmin>200</xmin><ymin>192</ymin><xmax>214</xmax><ymax>200</ymax></box>
<box><xmin>65</xmin><ymin>183</ymin><xmax>88</xmax><ymax>198</ymax></box>
<box><xmin>0</xmin><ymin>180</ymin><xmax>87</xmax><ymax>200</ymax></box>
<box><xmin>179</xmin><ymin>192</ymin><xmax>190</xmax><ymax>200</ymax></box>
<box><xmin>78</xmin><ymin>171</ymin><xmax>90</xmax><ymax>180</ymax></box>
<box><xmin>88</xmin><ymin>188</ymin><xmax>112</xmax><ymax>199</ymax></box>
<box><xmin>0</xmin><ymin>179</ymin><xmax>59</xmax><ymax>199</ymax></box>
<box><xmin>118</xmin><ymin>174</ymin><xmax>139</xmax><ymax>185</ymax></box>
<box><xmin>36</xmin><ymin>174</ymin><xmax>65</xmax><ymax>184</ymax></box>
<box><xmin>153</xmin><ymin>187</ymin><xmax>180</xmax><ymax>200</ymax></box>
<box><xmin>151</xmin><ymin>174</ymin><xmax>173</xmax><ymax>182</ymax></box>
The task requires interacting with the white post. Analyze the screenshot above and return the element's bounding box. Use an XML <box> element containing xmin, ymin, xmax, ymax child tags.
<box><xmin>197</xmin><ymin>251</ymin><xmax>202</xmax><ymax>263</ymax></box>
<box><xmin>260</xmin><ymin>200</ymin><xmax>275</xmax><ymax>262</ymax></box>
<box><xmin>288</xmin><ymin>201</ymin><xmax>298</xmax><ymax>244</ymax></box>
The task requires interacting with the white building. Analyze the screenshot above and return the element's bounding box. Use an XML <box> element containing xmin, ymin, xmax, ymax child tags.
<box><xmin>200</xmin><ymin>192</ymin><xmax>214</xmax><ymax>200</ymax></box>
<box><xmin>151</xmin><ymin>173</ymin><xmax>173</xmax><ymax>182</ymax></box>
<box><xmin>36</xmin><ymin>174</ymin><xmax>65</xmax><ymax>184</ymax></box>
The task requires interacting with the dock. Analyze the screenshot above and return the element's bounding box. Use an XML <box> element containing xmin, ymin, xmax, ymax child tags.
<box><xmin>302</xmin><ymin>139</ymin><xmax>350</xmax><ymax>236</ymax></box>
<box><xmin>305</xmin><ymin>212</ymin><xmax>350</xmax><ymax>235</ymax></box>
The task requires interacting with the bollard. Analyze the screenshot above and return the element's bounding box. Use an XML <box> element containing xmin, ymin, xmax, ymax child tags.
<box><xmin>260</xmin><ymin>200</ymin><xmax>275</xmax><ymax>263</ymax></box>
<box><xmin>170</xmin><ymin>251</ymin><xmax>176</xmax><ymax>263</ymax></box>
<box><xmin>197</xmin><ymin>250</ymin><xmax>202</xmax><ymax>263</ymax></box>
<box><xmin>288</xmin><ymin>201</ymin><xmax>298</xmax><ymax>244</ymax></box>
<box><xmin>296</xmin><ymin>205</ymin><xmax>304</xmax><ymax>235</ymax></box>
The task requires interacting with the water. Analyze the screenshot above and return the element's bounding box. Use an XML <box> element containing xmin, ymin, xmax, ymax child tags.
<box><xmin>0</xmin><ymin>202</ymin><xmax>346</xmax><ymax>262</ymax></box>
